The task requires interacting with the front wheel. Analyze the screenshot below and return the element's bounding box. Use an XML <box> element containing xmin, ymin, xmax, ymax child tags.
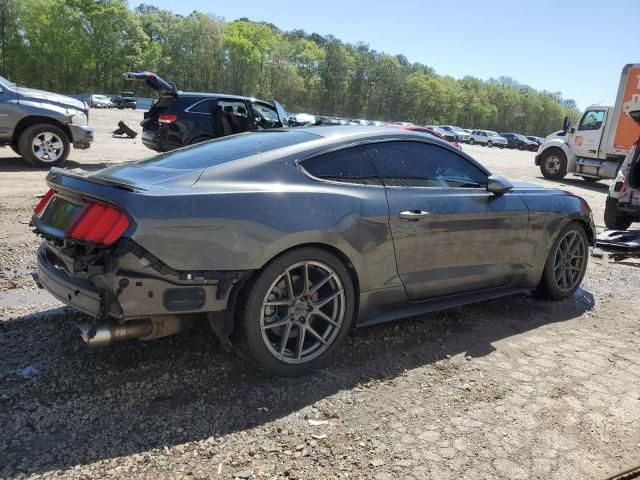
<box><xmin>238</xmin><ymin>248</ymin><xmax>355</xmax><ymax>376</ymax></box>
<box><xmin>539</xmin><ymin>149</ymin><xmax>568</xmax><ymax>180</ymax></box>
<box><xmin>536</xmin><ymin>222</ymin><xmax>589</xmax><ymax>300</ymax></box>
<box><xmin>604</xmin><ymin>196</ymin><xmax>632</xmax><ymax>230</ymax></box>
<box><xmin>487</xmin><ymin>140</ymin><xmax>493</xmax><ymax>148</ymax></box>
<box><xmin>18</xmin><ymin>124</ymin><xmax>70</xmax><ymax>168</ymax></box>
<box><xmin>469</xmin><ymin>138</ymin><xmax>475</xmax><ymax>145</ymax></box>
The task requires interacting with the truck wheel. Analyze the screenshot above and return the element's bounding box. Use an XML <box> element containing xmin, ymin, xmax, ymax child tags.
<box><xmin>539</xmin><ymin>149</ymin><xmax>567</xmax><ymax>180</ymax></box>
<box><xmin>604</xmin><ymin>196</ymin><xmax>632</xmax><ymax>230</ymax></box>
<box><xmin>18</xmin><ymin>124</ymin><xmax>70</xmax><ymax>168</ymax></box>
<box><xmin>10</xmin><ymin>145</ymin><xmax>21</xmax><ymax>156</ymax></box>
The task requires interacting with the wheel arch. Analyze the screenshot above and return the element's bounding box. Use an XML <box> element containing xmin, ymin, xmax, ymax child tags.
<box><xmin>228</xmin><ymin>242</ymin><xmax>361</xmax><ymax>324</ymax></box>
<box><xmin>539</xmin><ymin>141</ymin><xmax>577</xmax><ymax>171</ymax></box>
<box><xmin>12</xmin><ymin>116</ymin><xmax>71</xmax><ymax>145</ymax></box>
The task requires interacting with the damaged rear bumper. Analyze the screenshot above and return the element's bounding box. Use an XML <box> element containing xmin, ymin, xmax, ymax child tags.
<box><xmin>34</xmin><ymin>242</ymin><xmax>249</xmax><ymax>320</ymax></box>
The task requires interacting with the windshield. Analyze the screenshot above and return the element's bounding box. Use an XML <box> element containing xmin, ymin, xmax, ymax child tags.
<box><xmin>137</xmin><ymin>130</ymin><xmax>318</xmax><ymax>170</ymax></box>
<box><xmin>0</xmin><ymin>74</ymin><xmax>14</xmax><ymax>87</ymax></box>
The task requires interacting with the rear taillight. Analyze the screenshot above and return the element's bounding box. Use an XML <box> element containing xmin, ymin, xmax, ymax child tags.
<box><xmin>65</xmin><ymin>202</ymin><xmax>130</xmax><ymax>246</ymax></box>
<box><xmin>158</xmin><ymin>114</ymin><xmax>177</xmax><ymax>124</ymax></box>
<box><xmin>34</xmin><ymin>189</ymin><xmax>54</xmax><ymax>215</ymax></box>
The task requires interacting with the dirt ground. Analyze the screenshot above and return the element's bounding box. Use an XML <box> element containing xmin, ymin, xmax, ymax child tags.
<box><xmin>0</xmin><ymin>109</ymin><xmax>639</xmax><ymax>479</ymax></box>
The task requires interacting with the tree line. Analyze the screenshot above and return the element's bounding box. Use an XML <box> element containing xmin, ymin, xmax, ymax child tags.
<box><xmin>0</xmin><ymin>0</ymin><xmax>580</xmax><ymax>136</ymax></box>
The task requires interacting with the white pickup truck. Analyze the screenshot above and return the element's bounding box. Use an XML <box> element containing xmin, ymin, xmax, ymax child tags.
<box><xmin>536</xmin><ymin>64</ymin><xmax>640</xmax><ymax>182</ymax></box>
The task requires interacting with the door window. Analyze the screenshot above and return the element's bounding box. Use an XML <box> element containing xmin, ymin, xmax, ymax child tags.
<box><xmin>301</xmin><ymin>145</ymin><xmax>382</xmax><ymax>185</ymax></box>
<box><xmin>371</xmin><ymin>141</ymin><xmax>488</xmax><ymax>188</ymax></box>
<box><xmin>250</xmin><ymin>102</ymin><xmax>281</xmax><ymax>128</ymax></box>
<box><xmin>578</xmin><ymin>110</ymin><xmax>605</xmax><ymax>131</ymax></box>
<box><xmin>215</xmin><ymin>99</ymin><xmax>251</xmax><ymax>135</ymax></box>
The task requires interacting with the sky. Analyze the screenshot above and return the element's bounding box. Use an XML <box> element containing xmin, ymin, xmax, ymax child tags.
<box><xmin>138</xmin><ymin>0</ymin><xmax>639</xmax><ymax>110</ymax></box>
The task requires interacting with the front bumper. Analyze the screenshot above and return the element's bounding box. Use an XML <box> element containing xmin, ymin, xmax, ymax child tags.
<box><xmin>35</xmin><ymin>242</ymin><xmax>239</xmax><ymax>320</ymax></box>
<box><xmin>68</xmin><ymin>124</ymin><xmax>94</xmax><ymax>149</ymax></box>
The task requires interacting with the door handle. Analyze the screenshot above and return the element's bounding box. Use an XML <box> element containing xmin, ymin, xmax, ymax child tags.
<box><xmin>399</xmin><ymin>210</ymin><xmax>431</xmax><ymax>221</ymax></box>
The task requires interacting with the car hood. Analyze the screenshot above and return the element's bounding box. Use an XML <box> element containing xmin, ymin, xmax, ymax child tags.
<box><xmin>17</xmin><ymin>87</ymin><xmax>87</xmax><ymax>111</ymax></box>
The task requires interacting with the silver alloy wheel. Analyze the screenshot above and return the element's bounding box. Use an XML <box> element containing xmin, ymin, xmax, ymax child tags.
<box><xmin>552</xmin><ymin>230</ymin><xmax>587</xmax><ymax>292</ymax></box>
<box><xmin>32</xmin><ymin>132</ymin><xmax>64</xmax><ymax>163</ymax></box>
<box><xmin>544</xmin><ymin>155</ymin><xmax>561</xmax><ymax>174</ymax></box>
<box><xmin>260</xmin><ymin>260</ymin><xmax>345</xmax><ymax>364</ymax></box>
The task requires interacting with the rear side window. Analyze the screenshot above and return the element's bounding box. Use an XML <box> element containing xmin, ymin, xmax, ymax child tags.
<box><xmin>138</xmin><ymin>131</ymin><xmax>317</xmax><ymax>169</ymax></box>
<box><xmin>187</xmin><ymin>98</ymin><xmax>216</xmax><ymax>114</ymax></box>
<box><xmin>301</xmin><ymin>145</ymin><xmax>382</xmax><ymax>185</ymax></box>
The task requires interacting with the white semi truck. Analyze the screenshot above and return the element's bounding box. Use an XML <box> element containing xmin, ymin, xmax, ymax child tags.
<box><xmin>535</xmin><ymin>63</ymin><xmax>640</xmax><ymax>182</ymax></box>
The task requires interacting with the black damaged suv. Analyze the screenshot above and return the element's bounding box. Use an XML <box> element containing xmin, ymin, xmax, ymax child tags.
<box><xmin>125</xmin><ymin>72</ymin><xmax>290</xmax><ymax>152</ymax></box>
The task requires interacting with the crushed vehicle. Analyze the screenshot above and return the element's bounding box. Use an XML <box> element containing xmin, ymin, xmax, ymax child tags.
<box><xmin>603</xmin><ymin>100</ymin><xmax>640</xmax><ymax>230</ymax></box>
<box><xmin>0</xmin><ymin>74</ymin><xmax>93</xmax><ymax>167</ymax></box>
<box><xmin>32</xmin><ymin>126</ymin><xmax>594</xmax><ymax>376</ymax></box>
<box><xmin>124</xmin><ymin>71</ymin><xmax>289</xmax><ymax>152</ymax></box>
<box><xmin>536</xmin><ymin>63</ymin><xmax>640</xmax><ymax>182</ymax></box>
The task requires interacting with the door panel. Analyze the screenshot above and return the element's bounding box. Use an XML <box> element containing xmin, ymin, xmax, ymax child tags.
<box><xmin>572</xmin><ymin>109</ymin><xmax>606</xmax><ymax>158</ymax></box>
<box><xmin>385</xmin><ymin>188</ymin><xmax>530</xmax><ymax>300</ymax></box>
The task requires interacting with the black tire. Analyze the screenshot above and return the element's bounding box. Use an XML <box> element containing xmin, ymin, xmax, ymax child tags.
<box><xmin>604</xmin><ymin>196</ymin><xmax>632</xmax><ymax>230</ymax></box>
<box><xmin>539</xmin><ymin>148</ymin><xmax>568</xmax><ymax>180</ymax></box>
<box><xmin>487</xmin><ymin>140</ymin><xmax>493</xmax><ymax>148</ymax></box>
<box><xmin>238</xmin><ymin>247</ymin><xmax>355</xmax><ymax>376</ymax></box>
<box><xmin>469</xmin><ymin>138</ymin><xmax>475</xmax><ymax>145</ymax></box>
<box><xmin>518</xmin><ymin>143</ymin><xmax>525</xmax><ymax>150</ymax></box>
<box><xmin>18</xmin><ymin>124</ymin><xmax>70</xmax><ymax>168</ymax></box>
<box><xmin>536</xmin><ymin>222</ymin><xmax>588</xmax><ymax>300</ymax></box>
<box><xmin>188</xmin><ymin>136</ymin><xmax>213</xmax><ymax>146</ymax></box>
<box><xmin>498</xmin><ymin>145</ymin><xmax>504</xmax><ymax>149</ymax></box>
<box><xmin>10</xmin><ymin>144</ymin><xmax>21</xmax><ymax>156</ymax></box>
<box><xmin>117</xmin><ymin>121</ymin><xmax>137</xmax><ymax>138</ymax></box>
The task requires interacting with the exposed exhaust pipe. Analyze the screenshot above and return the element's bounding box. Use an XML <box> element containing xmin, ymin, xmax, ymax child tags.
<box><xmin>77</xmin><ymin>315</ymin><xmax>193</xmax><ymax>348</ymax></box>
<box><xmin>78</xmin><ymin>320</ymin><xmax>153</xmax><ymax>348</ymax></box>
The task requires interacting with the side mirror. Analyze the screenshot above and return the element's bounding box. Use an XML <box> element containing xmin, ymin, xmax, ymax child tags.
<box><xmin>562</xmin><ymin>116</ymin><xmax>571</xmax><ymax>132</ymax></box>
<box><xmin>486</xmin><ymin>175</ymin><xmax>513</xmax><ymax>195</ymax></box>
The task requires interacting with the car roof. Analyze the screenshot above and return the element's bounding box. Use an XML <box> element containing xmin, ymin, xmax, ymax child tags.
<box><xmin>177</xmin><ymin>91</ymin><xmax>270</xmax><ymax>103</ymax></box>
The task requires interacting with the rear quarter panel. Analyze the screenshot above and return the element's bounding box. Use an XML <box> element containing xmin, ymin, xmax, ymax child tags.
<box><xmin>127</xmin><ymin>181</ymin><xmax>401</xmax><ymax>293</ymax></box>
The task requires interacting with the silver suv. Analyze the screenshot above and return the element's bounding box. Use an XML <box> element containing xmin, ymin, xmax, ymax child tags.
<box><xmin>470</xmin><ymin>130</ymin><xmax>508</xmax><ymax>148</ymax></box>
<box><xmin>0</xmin><ymin>74</ymin><xmax>94</xmax><ymax>167</ymax></box>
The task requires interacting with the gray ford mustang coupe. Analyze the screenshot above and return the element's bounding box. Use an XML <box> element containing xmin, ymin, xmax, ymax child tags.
<box><xmin>32</xmin><ymin>126</ymin><xmax>595</xmax><ymax>376</ymax></box>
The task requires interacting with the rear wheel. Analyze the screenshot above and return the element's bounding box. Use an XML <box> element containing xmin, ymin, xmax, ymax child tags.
<box><xmin>18</xmin><ymin>124</ymin><xmax>70</xmax><ymax>168</ymax></box>
<box><xmin>539</xmin><ymin>149</ymin><xmax>568</xmax><ymax>180</ymax></box>
<box><xmin>10</xmin><ymin>144</ymin><xmax>21</xmax><ymax>156</ymax></box>
<box><xmin>487</xmin><ymin>140</ymin><xmax>493</xmax><ymax>148</ymax></box>
<box><xmin>238</xmin><ymin>248</ymin><xmax>355</xmax><ymax>376</ymax></box>
<box><xmin>469</xmin><ymin>138</ymin><xmax>475</xmax><ymax>145</ymax></box>
<box><xmin>604</xmin><ymin>196</ymin><xmax>632</xmax><ymax>230</ymax></box>
<box><xmin>536</xmin><ymin>222</ymin><xmax>588</xmax><ymax>300</ymax></box>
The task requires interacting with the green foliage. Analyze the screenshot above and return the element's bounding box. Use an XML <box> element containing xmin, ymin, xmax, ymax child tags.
<box><xmin>0</xmin><ymin>0</ymin><xmax>580</xmax><ymax>135</ymax></box>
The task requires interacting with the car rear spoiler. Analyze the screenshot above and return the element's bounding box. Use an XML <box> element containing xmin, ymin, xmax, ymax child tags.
<box><xmin>123</xmin><ymin>71</ymin><xmax>177</xmax><ymax>96</ymax></box>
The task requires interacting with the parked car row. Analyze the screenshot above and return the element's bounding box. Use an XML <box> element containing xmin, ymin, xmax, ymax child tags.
<box><xmin>90</xmin><ymin>93</ymin><xmax>137</xmax><ymax>110</ymax></box>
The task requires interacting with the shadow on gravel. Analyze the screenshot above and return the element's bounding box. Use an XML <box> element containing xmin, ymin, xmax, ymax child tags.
<box><xmin>0</xmin><ymin>289</ymin><xmax>594</xmax><ymax>476</ymax></box>
<box><xmin>535</xmin><ymin>176</ymin><xmax>610</xmax><ymax>193</ymax></box>
<box><xmin>0</xmin><ymin>157</ymin><xmax>110</xmax><ymax>172</ymax></box>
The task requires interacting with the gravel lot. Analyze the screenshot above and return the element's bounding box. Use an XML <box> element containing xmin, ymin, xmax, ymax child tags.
<box><xmin>1</xmin><ymin>109</ymin><xmax>639</xmax><ymax>479</ymax></box>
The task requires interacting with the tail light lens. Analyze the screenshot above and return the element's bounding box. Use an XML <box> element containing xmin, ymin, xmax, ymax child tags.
<box><xmin>34</xmin><ymin>189</ymin><xmax>55</xmax><ymax>216</ymax></box>
<box><xmin>158</xmin><ymin>114</ymin><xmax>177</xmax><ymax>124</ymax></box>
<box><xmin>65</xmin><ymin>202</ymin><xmax>130</xmax><ymax>246</ymax></box>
